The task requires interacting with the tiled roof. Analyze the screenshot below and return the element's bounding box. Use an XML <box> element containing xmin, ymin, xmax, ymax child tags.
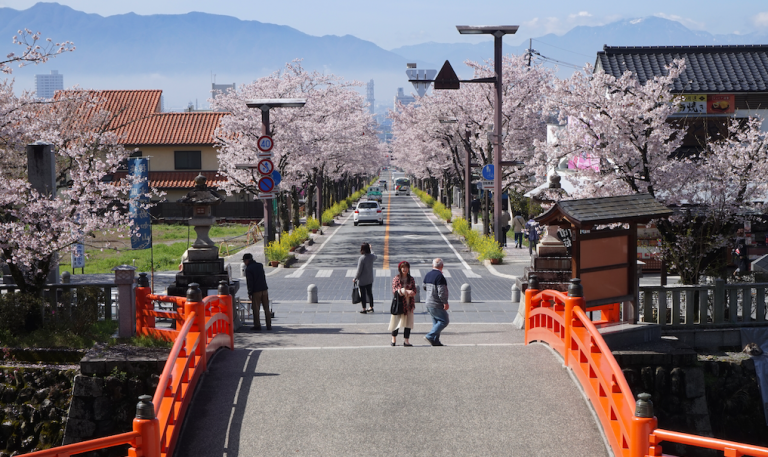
<box><xmin>122</xmin><ymin>112</ymin><xmax>226</xmax><ymax>146</ymax></box>
<box><xmin>536</xmin><ymin>194</ymin><xmax>672</xmax><ymax>228</ymax></box>
<box><xmin>112</xmin><ymin>171</ymin><xmax>227</xmax><ymax>189</ymax></box>
<box><xmin>595</xmin><ymin>45</ymin><xmax>768</xmax><ymax>92</ymax></box>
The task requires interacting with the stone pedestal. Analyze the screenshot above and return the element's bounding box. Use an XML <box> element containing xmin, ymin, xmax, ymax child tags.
<box><xmin>112</xmin><ymin>265</ymin><xmax>136</xmax><ymax>338</ymax></box>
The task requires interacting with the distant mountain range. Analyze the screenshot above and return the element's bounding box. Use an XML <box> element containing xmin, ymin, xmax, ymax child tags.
<box><xmin>1</xmin><ymin>3</ymin><xmax>765</xmax><ymax>111</ymax></box>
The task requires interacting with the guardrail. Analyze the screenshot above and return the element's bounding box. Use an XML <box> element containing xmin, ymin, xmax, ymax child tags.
<box><xmin>639</xmin><ymin>280</ymin><xmax>768</xmax><ymax>328</ymax></box>
<box><xmin>24</xmin><ymin>279</ymin><xmax>234</xmax><ymax>457</ymax></box>
<box><xmin>525</xmin><ymin>275</ymin><xmax>768</xmax><ymax>457</ymax></box>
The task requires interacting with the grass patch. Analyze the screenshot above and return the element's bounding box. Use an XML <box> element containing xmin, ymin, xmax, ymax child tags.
<box><xmin>128</xmin><ymin>334</ymin><xmax>174</xmax><ymax>348</ymax></box>
<box><xmin>0</xmin><ymin>320</ymin><xmax>119</xmax><ymax>349</ymax></box>
<box><xmin>60</xmin><ymin>242</ymin><xmax>190</xmax><ymax>274</ymax></box>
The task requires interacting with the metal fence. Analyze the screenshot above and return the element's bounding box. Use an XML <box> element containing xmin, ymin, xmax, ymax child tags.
<box><xmin>638</xmin><ymin>280</ymin><xmax>768</xmax><ymax>328</ymax></box>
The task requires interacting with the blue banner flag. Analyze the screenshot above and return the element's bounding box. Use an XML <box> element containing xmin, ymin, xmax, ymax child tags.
<box><xmin>129</xmin><ymin>158</ymin><xmax>152</xmax><ymax>249</ymax></box>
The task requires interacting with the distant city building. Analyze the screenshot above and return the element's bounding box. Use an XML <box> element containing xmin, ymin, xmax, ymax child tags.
<box><xmin>35</xmin><ymin>70</ymin><xmax>63</xmax><ymax>99</ymax></box>
<box><xmin>394</xmin><ymin>88</ymin><xmax>415</xmax><ymax>110</ymax></box>
<box><xmin>211</xmin><ymin>83</ymin><xmax>236</xmax><ymax>99</ymax></box>
<box><xmin>366</xmin><ymin>80</ymin><xmax>375</xmax><ymax>114</ymax></box>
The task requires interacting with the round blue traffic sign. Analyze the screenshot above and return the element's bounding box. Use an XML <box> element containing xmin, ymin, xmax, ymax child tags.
<box><xmin>482</xmin><ymin>164</ymin><xmax>494</xmax><ymax>180</ymax></box>
<box><xmin>258</xmin><ymin>176</ymin><xmax>275</xmax><ymax>193</ymax></box>
<box><xmin>272</xmin><ymin>170</ymin><xmax>282</xmax><ymax>186</ymax></box>
<box><xmin>257</xmin><ymin>135</ymin><xmax>274</xmax><ymax>152</ymax></box>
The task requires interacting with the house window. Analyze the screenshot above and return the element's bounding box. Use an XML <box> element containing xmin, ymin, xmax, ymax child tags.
<box><xmin>175</xmin><ymin>151</ymin><xmax>201</xmax><ymax>170</ymax></box>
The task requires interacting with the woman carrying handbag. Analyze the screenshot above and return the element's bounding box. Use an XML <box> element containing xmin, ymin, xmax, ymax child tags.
<box><xmin>389</xmin><ymin>261</ymin><xmax>417</xmax><ymax>346</ymax></box>
<box><xmin>354</xmin><ymin>243</ymin><xmax>377</xmax><ymax>313</ymax></box>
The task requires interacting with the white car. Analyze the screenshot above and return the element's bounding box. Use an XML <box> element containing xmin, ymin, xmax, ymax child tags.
<box><xmin>354</xmin><ymin>201</ymin><xmax>383</xmax><ymax>226</ymax></box>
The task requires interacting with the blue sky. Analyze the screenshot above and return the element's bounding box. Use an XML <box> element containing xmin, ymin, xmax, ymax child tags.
<box><xmin>3</xmin><ymin>0</ymin><xmax>768</xmax><ymax>49</ymax></box>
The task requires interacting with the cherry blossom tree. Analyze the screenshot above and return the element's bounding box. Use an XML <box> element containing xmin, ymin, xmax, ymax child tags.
<box><xmin>211</xmin><ymin>61</ymin><xmax>381</xmax><ymax>220</ymax></box>
<box><xmin>537</xmin><ymin>60</ymin><xmax>768</xmax><ymax>283</ymax></box>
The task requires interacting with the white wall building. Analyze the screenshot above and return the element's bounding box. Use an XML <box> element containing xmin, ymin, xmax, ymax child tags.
<box><xmin>35</xmin><ymin>70</ymin><xmax>63</xmax><ymax>99</ymax></box>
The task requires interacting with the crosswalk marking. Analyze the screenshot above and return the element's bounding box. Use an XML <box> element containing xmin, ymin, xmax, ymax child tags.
<box><xmin>346</xmin><ymin>269</ymin><xmax>356</xmax><ymax>277</ymax></box>
<box><xmin>285</xmin><ymin>270</ymin><xmax>305</xmax><ymax>278</ymax></box>
<box><xmin>376</xmin><ymin>269</ymin><xmax>392</xmax><ymax>277</ymax></box>
<box><xmin>411</xmin><ymin>269</ymin><xmax>421</xmax><ymax>277</ymax></box>
<box><xmin>443</xmin><ymin>270</ymin><xmax>452</xmax><ymax>278</ymax></box>
<box><xmin>316</xmin><ymin>269</ymin><xmax>333</xmax><ymax>278</ymax></box>
<box><xmin>464</xmin><ymin>269</ymin><xmax>482</xmax><ymax>278</ymax></box>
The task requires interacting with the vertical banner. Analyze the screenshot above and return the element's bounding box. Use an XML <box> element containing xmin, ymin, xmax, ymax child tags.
<box><xmin>129</xmin><ymin>158</ymin><xmax>152</xmax><ymax>249</ymax></box>
<box><xmin>71</xmin><ymin>241</ymin><xmax>85</xmax><ymax>269</ymax></box>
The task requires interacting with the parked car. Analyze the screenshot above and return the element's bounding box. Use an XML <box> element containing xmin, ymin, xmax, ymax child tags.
<box><xmin>354</xmin><ymin>201</ymin><xmax>383</xmax><ymax>226</ymax></box>
<box><xmin>366</xmin><ymin>186</ymin><xmax>383</xmax><ymax>203</ymax></box>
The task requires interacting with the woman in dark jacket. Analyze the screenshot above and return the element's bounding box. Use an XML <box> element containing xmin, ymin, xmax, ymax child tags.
<box><xmin>389</xmin><ymin>261</ymin><xmax>416</xmax><ymax>346</ymax></box>
<box><xmin>354</xmin><ymin>243</ymin><xmax>377</xmax><ymax>313</ymax></box>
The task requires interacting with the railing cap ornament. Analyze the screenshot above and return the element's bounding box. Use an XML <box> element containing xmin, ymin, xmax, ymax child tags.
<box><xmin>568</xmin><ymin>278</ymin><xmax>583</xmax><ymax>297</ymax></box>
<box><xmin>528</xmin><ymin>275</ymin><xmax>540</xmax><ymax>290</ymax></box>
<box><xmin>635</xmin><ymin>392</ymin><xmax>654</xmax><ymax>418</ymax></box>
<box><xmin>136</xmin><ymin>395</ymin><xmax>155</xmax><ymax>419</ymax></box>
<box><xmin>187</xmin><ymin>283</ymin><xmax>203</xmax><ymax>303</ymax></box>
<box><xmin>137</xmin><ymin>273</ymin><xmax>149</xmax><ymax>288</ymax></box>
<box><xmin>218</xmin><ymin>280</ymin><xmax>230</xmax><ymax>296</ymax></box>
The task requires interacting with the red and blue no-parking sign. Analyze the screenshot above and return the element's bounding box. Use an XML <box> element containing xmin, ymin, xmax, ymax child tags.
<box><xmin>258</xmin><ymin>176</ymin><xmax>275</xmax><ymax>193</ymax></box>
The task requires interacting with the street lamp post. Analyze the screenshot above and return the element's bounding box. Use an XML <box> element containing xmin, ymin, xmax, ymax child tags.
<box><xmin>457</xmin><ymin>25</ymin><xmax>518</xmax><ymax>245</ymax></box>
<box><xmin>245</xmin><ymin>99</ymin><xmax>306</xmax><ymax>248</ymax></box>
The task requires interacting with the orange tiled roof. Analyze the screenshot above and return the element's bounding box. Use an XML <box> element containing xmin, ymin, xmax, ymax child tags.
<box><xmin>113</xmin><ymin>171</ymin><xmax>227</xmax><ymax>189</ymax></box>
<box><xmin>123</xmin><ymin>112</ymin><xmax>227</xmax><ymax>146</ymax></box>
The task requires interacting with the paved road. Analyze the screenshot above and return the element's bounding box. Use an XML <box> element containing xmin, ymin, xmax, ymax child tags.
<box><xmin>173</xmin><ymin>185</ymin><xmax>611</xmax><ymax>457</ymax></box>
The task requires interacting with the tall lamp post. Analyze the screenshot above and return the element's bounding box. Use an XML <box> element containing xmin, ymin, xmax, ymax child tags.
<box><xmin>245</xmin><ymin>99</ymin><xmax>306</xmax><ymax>248</ymax></box>
<box><xmin>456</xmin><ymin>25</ymin><xmax>518</xmax><ymax>245</ymax></box>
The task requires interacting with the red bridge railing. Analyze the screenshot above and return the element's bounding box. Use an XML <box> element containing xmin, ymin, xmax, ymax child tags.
<box><xmin>25</xmin><ymin>279</ymin><xmax>234</xmax><ymax>457</ymax></box>
<box><xmin>525</xmin><ymin>276</ymin><xmax>768</xmax><ymax>457</ymax></box>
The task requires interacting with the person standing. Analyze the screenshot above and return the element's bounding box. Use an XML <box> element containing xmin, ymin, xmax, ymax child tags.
<box><xmin>526</xmin><ymin>216</ymin><xmax>540</xmax><ymax>256</ymax></box>
<box><xmin>423</xmin><ymin>258</ymin><xmax>449</xmax><ymax>346</ymax></box>
<box><xmin>512</xmin><ymin>212</ymin><xmax>526</xmax><ymax>248</ymax></box>
<box><xmin>354</xmin><ymin>243</ymin><xmax>377</xmax><ymax>313</ymax></box>
<box><xmin>470</xmin><ymin>198</ymin><xmax>481</xmax><ymax>225</ymax></box>
<box><xmin>243</xmin><ymin>253</ymin><xmax>270</xmax><ymax>330</ymax></box>
<box><xmin>389</xmin><ymin>261</ymin><xmax>417</xmax><ymax>346</ymax></box>
<box><xmin>500</xmin><ymin>209</ymin><xmax>511</xmax><ymax>247</ymax></box>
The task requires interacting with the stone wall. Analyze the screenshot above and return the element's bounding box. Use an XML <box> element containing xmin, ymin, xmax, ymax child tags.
<box><xmin>0</xmin><ymin>366</ymin><xmax>76</xmax><ymax>456</ymax></box>
<box><xmin>614</xmin><ymin>346</ymin><xmax>768</xmax><ymax>456</ymax></box>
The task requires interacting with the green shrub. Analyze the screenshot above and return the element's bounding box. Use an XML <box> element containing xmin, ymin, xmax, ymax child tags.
<box><xmin>306</xmin><ymin>216</ymin><xmax>320</xmax><ymax>231</ymax></box>
<box><xmin>452</xmin><ymin>217</ymin><xmax>470</xmax><ymax>237</ymax></box>
<box><xmin>477</xmin><ymin>236</ymin><xmax>505</xmax><ymax>261</ymax></box>
<box><xmin>432</xmin><ymin>202</ymin><xmax>452</xmax><ymax>221</ymax></box>
<box><xmin>0</xmin><ymin>292</ymin><xmax>44</xmax><ymax>335</ymax></box>
<box><xmin>265</xmin><ymin>240</ymin><xmax>289</xmax><ymax>262</ymax></box>
<box><xmin>321</xmin><ymin>209</ymin><xmax>335</xmax><ymax>225</ymax></box>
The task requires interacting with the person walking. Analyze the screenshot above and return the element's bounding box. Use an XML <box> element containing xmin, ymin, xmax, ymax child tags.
<box><xmin>470</xmin><ymin>198</ymin><xmax>481</xmax><ymax>225</ymax></box>
<box><xmin>354</xmin><ymin>243</ymin><xmax>377</xmax><ymax>313</ymax></box>
<box><xmin>389</xmin><ymin>261</ymin><xmax>417</xmax><ymax>346</ymax></box>
<box><xmin>526</xmin><ymin>216</ymin><xmax>540</xmax><ymax>256</ymax></box>
<box><xmin>243</xmin><ymin>253</ymin><xmax>270</xmax><ymax>330</ymax></box>
<box><xmin>512</xmin><ymin>212</ymin><xmax>526</xmax><ymax>248</ymax></box>
<box><xmin>500</xmin><ymin>209</ymin><xmax>511</xmax><ymax>247</ymax></box>
<box><xmin>423</xmin><ymin>258</ymin><xmax>449</xmax><ymax>346</ymax></box>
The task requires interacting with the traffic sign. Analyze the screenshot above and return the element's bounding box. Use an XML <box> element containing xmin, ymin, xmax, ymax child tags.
<box><xmin>272</xmin><ymin>170</ymin><xmax>282</xmax><ymax>186</ymax></box>
<box><xmin>482</xmin><ymin>164</ymin><xmax>494</xmax><ymax>180</ymax></box>
<box><xmin>258</xmin><ymin>192</ymin><xmax>275</xmax><ymax>200</ymax></box>
<box><xmin>258</xmin><ymin>176</ymin><xmax>275</xmax><ymax>193</ymax></box>
<box><xmin>257</xmin><ymin>158</ymin><xmax>274</xmax><ymax>175</ymax></box>
<box><xmin>257</xmin><ymin>135</ymin><xmax>274</xmax><ymax>152</ymax></box>
<box><xmin>481</xmin><ymin>179</ymin><xmax>494</xmax><ymax>190</ymax></box>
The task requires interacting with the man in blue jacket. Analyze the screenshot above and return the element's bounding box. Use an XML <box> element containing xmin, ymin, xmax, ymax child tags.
<box><xmin>243</xmin><ymin>253</ymin><xmax>270</xmax><ymax>330</ymax></box>
<box><xmin>423</xmin><ymin>258</ymin><xmax>449</xmax><ymax>346</ymax></box>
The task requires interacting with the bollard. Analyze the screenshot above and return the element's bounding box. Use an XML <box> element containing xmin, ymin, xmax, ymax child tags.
<box><xmin>460</xmin><ymin>283</ymin><xmax>471</xmax><ymax>303</ymax></box>
<box><xmin>415</xmin><ymin>284</ymin><xmax>421</xmax><ymax>303</ymax></box>
<box><xmin>307</xmin><ymin>284</ymin><xmax>318</xmax><ymax>303</ymax></box>
<box><xmin>511</xmin><ymin>283</ymin><xmax>521</xmax><ymax>303</ymax></box>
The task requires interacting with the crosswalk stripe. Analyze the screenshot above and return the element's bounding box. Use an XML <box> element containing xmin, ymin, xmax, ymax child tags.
<box><xmin>316</xmin><ymin>269</ymin><xmax>333</xmax><ymax>277</ymax></box>
<box><xmin>411</xmin><ymin>269</ymin><xmax>421</xmax><ymax>277</ymax></box>
<box><xmin>346</xmin><ymin>269</ymin><xmax>356</xmax><ymax>277</ymax></box>
<box><xmin>443</xmin><ymin>270</ymin><xmax>452</xmax><ymax>278</ymax></box>
<box><xmin>464</xmin><ymin>269</ymin><xmax>482</xmax><ymax>278</ymax></box>
<box><xmin>285</xmin><ymin>270</ymin><xmax>305</xmax><ymax>278</ymax></box>
<box><xmin>376</xmin><ymin>269</ymin><xmax>392</xmax><ymax>277</ymax></box>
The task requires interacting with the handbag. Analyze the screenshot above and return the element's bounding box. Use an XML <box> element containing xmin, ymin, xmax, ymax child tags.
<box><xmin>390</xmin><ymin>292</ymin><xmax>404</xmax><ymax>315</ymax></box>
<box><xmin>352</xmin><ymin>280</ymin><xmax>361</xmax><ymax>304</ymax></box>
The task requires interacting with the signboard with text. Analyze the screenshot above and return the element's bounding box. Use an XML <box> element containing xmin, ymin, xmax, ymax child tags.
<box><xmin>677</xmin><ymin>94</ymin><xmax>735</xmax><ymax>115</ymax></box>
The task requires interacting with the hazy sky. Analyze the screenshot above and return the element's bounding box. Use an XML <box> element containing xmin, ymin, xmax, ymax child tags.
<box><xmin>3</xmin><ymin>0</ymin><xmax>768</xmax><ymax>49</ymax></box>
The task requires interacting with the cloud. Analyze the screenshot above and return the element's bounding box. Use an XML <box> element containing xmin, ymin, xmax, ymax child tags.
<box><xmin>753</xmin><ymin>12</ymin><xmax>768</xmax><ymax>29</ymax></box>
<box><xmin>652</xmin><ymin>13</ymin><xmax>706</xmax><ymax>30</ymax></box>
<box><xmin>568</xmin><ymin>11</ymin><xmax>592</xmax><ymax>20</ymax></box>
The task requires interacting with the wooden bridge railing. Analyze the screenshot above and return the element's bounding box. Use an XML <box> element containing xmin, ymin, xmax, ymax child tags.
<box><xmin>24</xmin><ymin>279</ymin><xmax>234</xmax><ymax>457</ymax></box>
<box><xmin>525</xmin><ymin>275</ymin><xmax>768</xmax><ymax>457</ymax></box>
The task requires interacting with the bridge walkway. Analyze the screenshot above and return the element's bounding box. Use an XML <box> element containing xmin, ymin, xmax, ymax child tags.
<box><xmin>176</xmin><ymin>321</ymin><xmax>610</xmax><ymax>456</ymax></box>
